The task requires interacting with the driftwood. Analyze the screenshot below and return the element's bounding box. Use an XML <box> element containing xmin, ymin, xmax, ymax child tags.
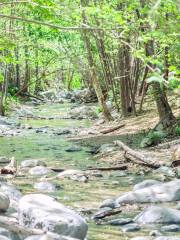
<box><xmin>86</xmin><ymin>165</ymin><xmax>127</xmax><ymax>171</ymax></box>
<box><xmin>100</xmin><ymin>124</ymin><xmax>125</xmax><ymax>134</ymax></box>
<box><xmin>93</xmin><ymin>208</ymin><xmax>122</xmax><ymax>220</ymax></box>
<box><xmin>50</xmin><ymin>168</ymin><xmax>65</xmax><ymax>173</ymax></box>
<box><xmin>115</xmin><ymin>140</ymin><xmax>160</xmax><ymax>169</ymax></box>
<box><xmin>0</xmin><ymin>216</ymin><xmax>78</xmax><ymax>240</ymax></box>
<box><xmin>171</xmin><ymin>160</ymin><xmax>180</xmax><ymax>167</ymax></box>
<box><xmin>152</xmin><ymin>139</ymin><xmax>180</xmax><ymax>149</ymax></box>
<box><xmin>0</xmin><ymin>157</ymin><xmax>17</xmax><ymax>175</ymax></box>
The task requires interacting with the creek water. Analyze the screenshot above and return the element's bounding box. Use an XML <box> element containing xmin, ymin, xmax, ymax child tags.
<box><xmin>0</xmin><ymin>102</ymin><xmax>175</xmax><ymax>240</ymax></box>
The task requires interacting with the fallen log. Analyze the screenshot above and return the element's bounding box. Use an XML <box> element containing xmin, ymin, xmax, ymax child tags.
<box><xmin>93</xmin><ymin>208</ymin><xmax>122</xmax><ymax>220</ymax></box>
<box><xmin>86</xmin><ymin>165</ymin><xmax>127</xmax><ymax>171</ymax></box>
<box><xmin>0</xmin><ymin>215</ymin><xmax>78</xmax><ymax>240</ymax></box>
<box><xmin>114</xmin><ymin>140</ymin><xmax>160</xmax><ymax>169</ymax></box>
<box><xmin>50</xmin><ymin>168</ymin><xmax>65</xmax><ymax>173</ymax></box>
<box><xmin>100</xmin><ymin>124</ymin><xmax>125</xmax><ymax>134</ymax></box>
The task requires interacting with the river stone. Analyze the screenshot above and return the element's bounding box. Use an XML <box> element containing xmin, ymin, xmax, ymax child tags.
<box><xmin>34</xmin><ymin>182</ymin><xmax>56</xmax><ymax>192</ymax></box>
<box><xmin>121</xmin><ymin>223</ymin><xmax>140</xmax><ymax>232</ymax></box>
<box><xmin>65</xmin><ymin>146</ymin><xmax>82</xmax><ymax>152</ymax></box>
<box><xmin>0</xmin><ymin>157</ymin><xmax>10</xmax><ymax>164</ymax></box>
<box><xmin>115</xmin><ymin>180</ymin><xmax>180</xmax><ymax>206</ymax></box>
<box><xmin>0</xmin><ymin>236</ymin><xmax>11</xmax><ymax>240</ymax></box>
<box><xmin>161</xmin><ymin>224</ymin><xmax>180</xmax><ymax>232</ymax></box>
<box><xmin>133</xmin><ymin>180</ymin><xmax>162</xmax><ymax>191</ymax></box>
<box><xmin>131</xmin><ymin>238</ymin><xmax>152</xmax><ymax>240</ymax></box>
<box><xmin>154</xmin><ymin>166</ymin><xmax>175</xmax><ymax>177</ymax></box>
<box><xmin>0</xmin><ymin>192</ymin><xmax>10</xmax><ymax>212</ymax></box>
<box><xmin>29</xmin><ymin>166</ymin><xmax>52</xmax><ymax>176</ymax></box>
<box><xmin>108</xmin><ymin>218</ymin><xmax>133</xmax><ymax>226</ymax></box>
<box><xmin>100</xmin><ymin>198</ymin><xmax>115</xmax><ymax>209</ymax></box>
<box><xmin>0</xmin><ymin>228</ymin><xmax>10</xmax><ymax>238</ymax></box>
<box><xmin>21</xmin><ymin>159</ymin><xmax>47</xmax><ymax>168</ymax></box>
<box><xmin>18</xmin><ymin>194</ymin><xmax>88</xmax><ymax>240</ymax></box>
<box><xmin>155</xmin><ymin>237</ymin><xmax>180</xmax><ymax>240</ymax></box>
<box><xmin>58</xmin><ymin>170</ymin><xmax>86</xmax><ymax>181</ymax></box>
<box><xmin>69</xmin><ymin>105</ymin><xmax>98</xmax><ymax>120</ymax></box>
<box><xmin>149</xmin><ymin>230</ymin><xmax>162</xmax><ymax>237</ymax></box>
<box><xmin>0</xmin><ymin>183</ymin><xmax>22</xmax><ymax>210</ymax></box>
<box><xmin>135</xmin><ymin>206</ymin><xmax>180</xmax><ymax>224</ymax></box>
<box><xmin>24</xmin><ymin>234</ymin><xmax>79</xmax><ymax>240</ymax></box>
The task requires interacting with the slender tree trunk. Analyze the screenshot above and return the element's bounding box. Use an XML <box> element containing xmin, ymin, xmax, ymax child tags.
<box><xmin>15</xmin><ymin>46</ymin><xmax>20</xmax><ymax>88</ymax></box>
<box><xmin>146</xmin><ymin>40</ymin><xmax>176</xmax><ymax>128</ymax></box>
<box><xmin>34</xmin><ymin>47</ymin><xmax>42</xmax><ymax>94</ymax></box>
<box><xmin>80</xmin><ymin>0</ymin><xmax>113</xmax><ymax>121</ymax></box>
<box><xmin>23</xmin><ymin>45</ymin><xmax>30</xmax><ymax>93</ymax></box>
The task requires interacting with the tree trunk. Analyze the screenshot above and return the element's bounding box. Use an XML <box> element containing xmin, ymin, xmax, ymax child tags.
<box><xmin>80</xmin><ymin>0</ymin><xmax>113</xmax><ymax>121</ymax></box>
<box><xmin>23</xmin><ymin>45</ymin><xmax>30</xmax><ymax>93</ymax></box>
<box><xmin>146</xmin><ymin>40</ymin><xmax>176</xmax><ymax>128</ymax></box>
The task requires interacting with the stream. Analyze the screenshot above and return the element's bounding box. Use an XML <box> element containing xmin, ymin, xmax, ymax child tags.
<box><xmin>0</xmin><ymin>102</ymin><xmax>179</xmax><ymax>240</ymax></box>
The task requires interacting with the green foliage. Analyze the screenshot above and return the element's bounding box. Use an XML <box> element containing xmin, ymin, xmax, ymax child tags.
<box><xmin>140</xmin><ymin>130</ymin><xmax>167</xmax><ymax>147</ymax></box>
<box><xmin>69</xmin><ymin>74</ymin><xmax>81</xmax><ymax>90</ymax></box>
<box><xmin>96</xmin><ymin>106</ymin><xmax>103</xmax><ymax>114</ymax></box>
<box><xmin>175</xmin><ymin>126</ymin><xmax>180</xmax><ymax>136</ymax></box>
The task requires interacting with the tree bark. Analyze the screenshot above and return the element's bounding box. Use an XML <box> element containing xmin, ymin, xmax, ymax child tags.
<box><xmin>80</xmin><ymin>0</ymin><xmax>113</xmax><ymax>121</ymax></box>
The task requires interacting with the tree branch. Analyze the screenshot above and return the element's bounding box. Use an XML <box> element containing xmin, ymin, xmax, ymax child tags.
<box><xmin>0</xmin><ymin>14</ymin><xmax>122</xmax><ymax>31</ymax></box>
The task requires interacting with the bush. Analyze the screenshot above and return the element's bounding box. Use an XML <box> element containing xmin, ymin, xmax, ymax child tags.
<box><xmin>175</xmin><ymin>126</ymin><xmax>180</xmax><ymax>136</ymax></box>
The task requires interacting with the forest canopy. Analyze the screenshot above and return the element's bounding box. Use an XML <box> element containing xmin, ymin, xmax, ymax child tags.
<box><xmin>0</xmin><ymin>0</ymin><xmax>179</xmax><ymax>126</ymax></box>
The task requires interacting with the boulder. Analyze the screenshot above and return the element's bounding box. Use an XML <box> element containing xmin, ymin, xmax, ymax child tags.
<box><xmin>154</xmin><ymin>166</ymin><xmax>175</xmax><ymax>177</ymax></box>
<box><xmin>34</xmin><ymin>182</ymin><xmax>56</xmax><ymax>192</ymax></box>
<box><xmin>131</xmin><ymin>238</ymin><xmax>152</xmax><ymax>240</ymax></box>
<box><xmin>0</xmin><ymin>183</ymin><xmax>22</xmax><ymax>210</ymax></box>
<box><xmin>161</xmin><ymin>224</ymin><xmax>180</xmax><ymax>232</ymax></box>
<box><xmin>115</xmin><ymin>180</ymin><xmax>180</xmax><ymax>206</ymax></box>
<box><xmin>0</xmin><ymin>228</ymin><xmax>10</xmax><ymax>238</ymax></box>
<box><xmin>0</xmin><ymin>157</ymin><xmax>10</xmax><ymax>164</ymax></box>
<box><xmin>108</xmin><ymin>218</ymin><xmax>133</xmax><ymax>226</ymax></box>
<box><xmin>133</xmin><ymin>180</ymin><xmax>162</xmax><ymax>191</ymax></box>
<box><xmin>155</xmin><ymin>237</ymin><xmax>180</xmax><ymax>240</ymax></box>
<box><xmin>29</xmin><ymin>166</ymin><xmax>52</xmax><ymax>176</ymax></box>
<box><xmin>135</xmin><ymin>206</ymin><xmax>180</xmax><ymax>224</ymax></box>
<box><xmin>18</xmin><ymin>194</ymin><xmax>88</xmax><ymax>240</ymax></box>
<box><xmin>21</xmin><ymin>159</ymin><xmax>47</xmax><ymax>168</ymax></box>
<box><xmin>58</xmin><ymin>170</ymin><xmax>88</xmax><ymax>182</ymax></box>
<box><xmin>65</xmin><ymin>146</ymin><xmax>82</xmax><ymax>153</ymax></box>
<box><xmin>24</xmin><ymin>234</ymin><xmax>79</xmax><ymax>240</ymax></box>
<box><xmin>69</xmin><ymin>106</ymin><xmax>98</xmax><ymax>120</ymax></box>
<box><xmin>0</xmin><ymin>192</ymin><xmax>10</xmax><ymax>212</ymax></box>
<box><xmin>121</xmin><ymin>223</ymin><xmax>140</xmax><ymax>232</ymax></box>
<box><xmin>0</xmin><ymin>236</ymin><xmax>11</xmax><ymax>240</ymax></box>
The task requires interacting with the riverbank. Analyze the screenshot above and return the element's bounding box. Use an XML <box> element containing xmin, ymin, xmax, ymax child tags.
<box><xmin>0</xmin><ymin>100</ymin><xmax>179</xmax><ymax>240</ymax></box>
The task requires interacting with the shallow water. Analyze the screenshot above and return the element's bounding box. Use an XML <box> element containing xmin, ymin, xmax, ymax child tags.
<box><xmin>0</xmin><ymin>103</ymin><xmax>178</xmax><ymax>240</ymax></box>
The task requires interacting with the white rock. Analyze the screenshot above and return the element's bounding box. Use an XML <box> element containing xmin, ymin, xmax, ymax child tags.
<box><xmin>25</xmin><ymin>234</ymin><xmax>79</xmax><ymax>240</ymax></box>
<box><xmin>133</xmin><ymin>180</ymin><xmax>162</xmax><ymax>191</ymax></box>
<box><xmin>0</xmin><ymin>183</ymin><xmax>22</xmax><ymax>210</ymax></box>
<box><xmin>34</xmin><ymin>182</ymin><xmax>56</xmax><ymax>192</ymax></box>
<box><xmin>18</xmin><ymin>194</ymin><xmax>88</xmax><ymax>240</ymax></box>
<box><xmin>131</xmin><ymin>237</ymin><xmax>152</xmax><ymax>240</ymax></box>
<box><xmin>0</xmin><ymin>157</ymin><xmax>10</xmax><ymax>164</ymax></box>
<box><xmin>21</xmin><ymin>159</ymin><xmax>47</xmax><ymax>168</ymax></box>
<box><xmin>29</xmin><ymin>166</ymin><xmax>51</xmax><ymax>176</ymax></box>
<box><xmin>115</xmin><ymin>180</ymin><xmax>180</xmax><ymax>205</ymax></box>
<box><xmin>0</xmin><ymin>236</ymin><xmax>11</xmax><ymax>240</ymax></box>
<box><xmin>58</xmin><ymin>170</ymin><xmax>84</xmax><ymax>178</ymax></box>
<box><xmin>0</xmin><ymin>192</ymin><xmax>10</xmax><ymax>212</ymax></box>
<box><xmin>155</xmin><ymin>237</ymin><xmax>180</xmax><ymax>240</ymax></box>
<box><xmin>135</xmin><ymin>206</ymin><xmax>180</xmax><ymax>224</ymax></box>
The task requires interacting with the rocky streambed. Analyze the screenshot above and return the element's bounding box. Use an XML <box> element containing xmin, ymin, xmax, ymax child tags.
<box><xmin>0</xmin><ymin>101</ymin><xmax>179</xmax><ymax>240</ymax></box>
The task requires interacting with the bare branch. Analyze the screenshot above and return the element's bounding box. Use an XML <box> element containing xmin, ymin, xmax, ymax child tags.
<box><xmin>0</xmin><ymin>14</ymin><xmax>122</xmax><ymax>31</ymax></box>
